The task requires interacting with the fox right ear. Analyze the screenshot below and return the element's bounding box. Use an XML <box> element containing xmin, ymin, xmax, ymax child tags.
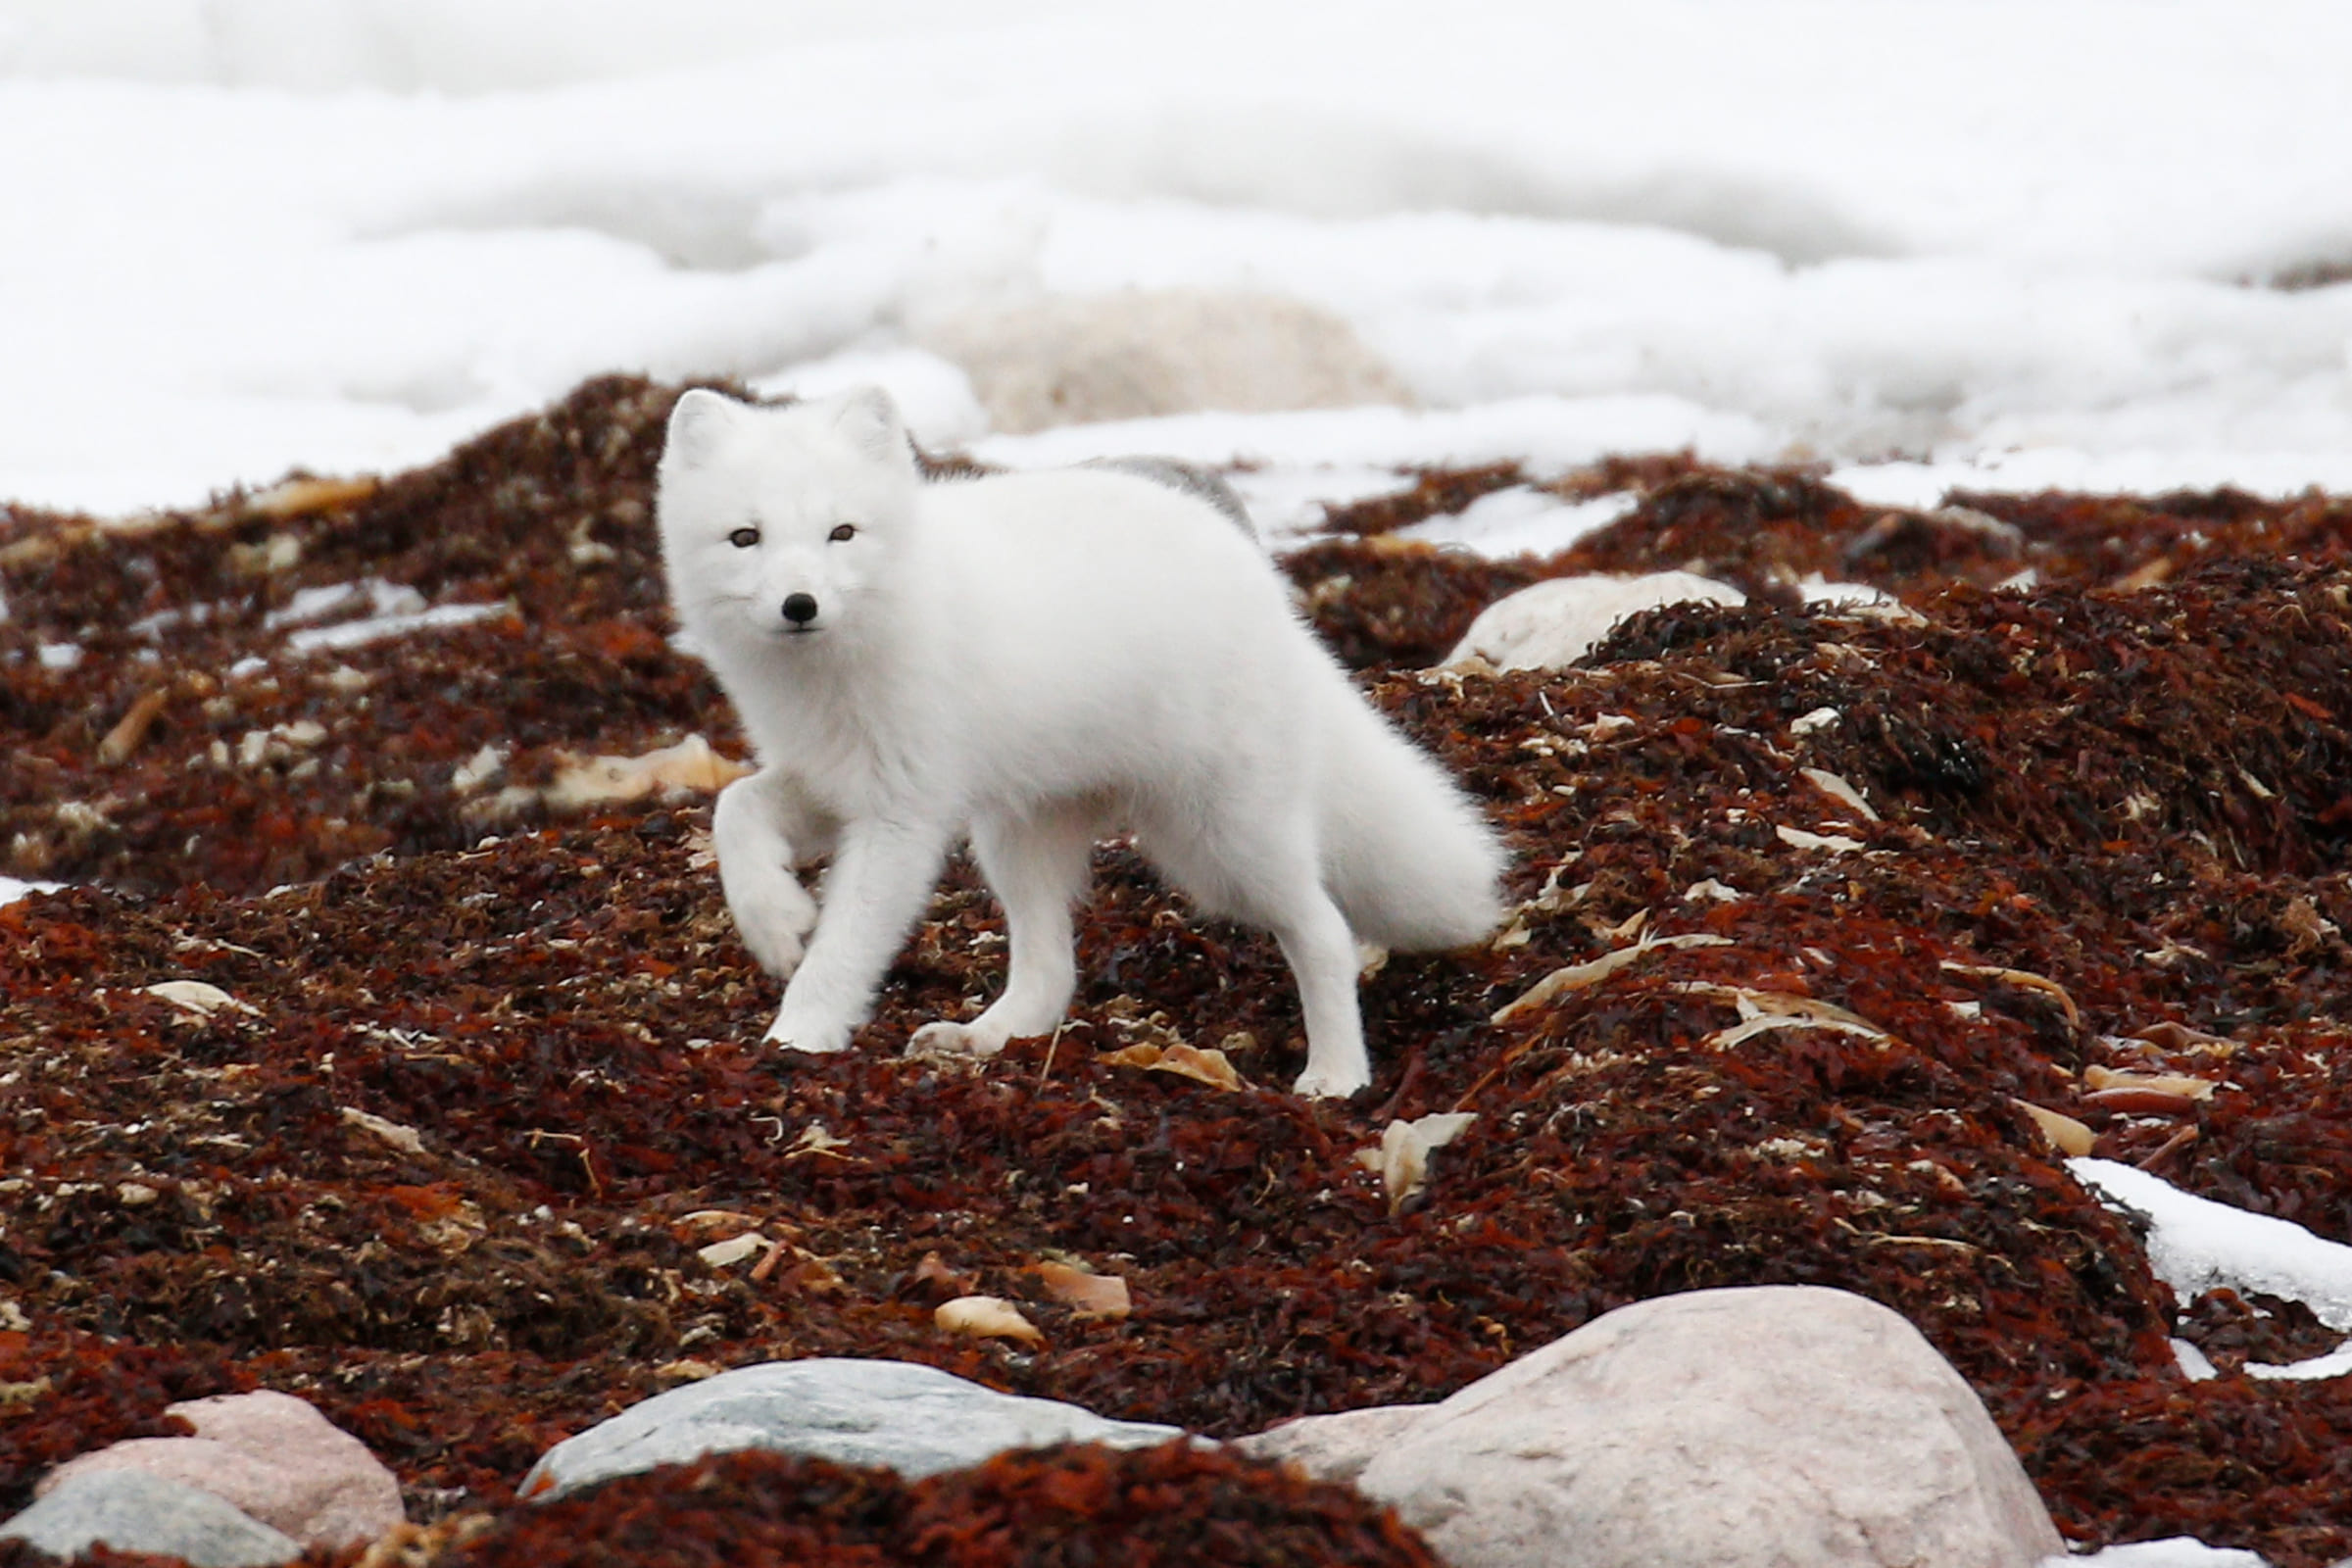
<box><xmin>663</xmin><ymin>389</ymin><xmax>744</xmax><ymax>469</ymax></box>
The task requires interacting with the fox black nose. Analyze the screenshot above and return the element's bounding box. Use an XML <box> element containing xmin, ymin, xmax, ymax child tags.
<box><xmin>781</xmin><ymin>593</ymin><xmax>819</xmax><ymax>625</ymax></box>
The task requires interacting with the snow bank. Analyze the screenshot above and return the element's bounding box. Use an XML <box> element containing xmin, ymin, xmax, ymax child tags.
<box><xmin>4</xmin><ymin>1</ymin><xmax>2350</xmax><ymax>526</ymax></box>
<box><xmin>0</xmin><ymin>877</ymin><xmax>64</xmax><ymax>908</ymax></box>
<box><xmin>2073</xmin><ymin>1157</ymin><xmax>2352</xmax><ymax>1342</ymax></box>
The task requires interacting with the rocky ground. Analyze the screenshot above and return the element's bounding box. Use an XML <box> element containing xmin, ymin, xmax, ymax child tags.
<box><xmin>6</xmin><ymin>377</ymin><xmax>2352</xmax><ymax>1564</ymax></box>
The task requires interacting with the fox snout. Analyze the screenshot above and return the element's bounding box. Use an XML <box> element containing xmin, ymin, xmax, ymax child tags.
<box><xmin>782</xmin><ymin>592</ymin><xmax>819</xmax><ymax>627</ymax></box>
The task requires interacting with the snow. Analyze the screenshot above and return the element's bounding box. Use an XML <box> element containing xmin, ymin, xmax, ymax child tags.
<box><xmin>2076</xmin><ymin>1157</ymin><xmax>2352</xmax><ymax>1400</ymax></box>
<box><xmin>3</xmin><ymin>1</ymin><xmax>2350</xmax><ymax>524</ymax></box>
<box><xmin>1396</xmin><ymin>489</ymin><xmax>1638</xmax><ymax>560</ymax></box>
<box><xmin>2072</xmin><ymin>1158</ymin><xmax>2352</xmax><ymax>1336</ymax></box>
<box><xmin>283</xmin><ymin>599</ymin><xmax>506</xmax><ymax>655</ymax></box>
<box><xmin>2245</xmin><ymin>1344</ymin><xmax>2352</xmax><ymax>1383</ymax></box>
<box><xmin>0</xmin><ymin>877</ymin><xmax>63</xmax><ymax>908</ymax></box>
<box><xmin>2059</xmin><ymin>1542</ymin><xmax>2269</xmax><ymax>1568</ymax></box>
<box><xmin>264</xmin><ymin>578</ymin><xmax>425</xmax><ymax>631</ymax></box>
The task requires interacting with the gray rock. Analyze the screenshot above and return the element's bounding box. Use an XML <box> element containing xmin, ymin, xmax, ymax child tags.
<box><xmin>2</xmin><ymin>1469</ymin><xmax>301</xmax><ymax>1566</ymax></box>
<box><xmin>1235</xmin><ymin>1403</ymin><xmax>1434</xmax><ymax>1487</ymax></box>
<box><xmin>520</xmin><ymin>1356</ymin><xmax>1186</xmax><ymax>1499</ymax></box>
<box><xmin>1284</xmin><ymin>1285</ymin><xmax>2066</xmax><ymax>1568</ymax></box>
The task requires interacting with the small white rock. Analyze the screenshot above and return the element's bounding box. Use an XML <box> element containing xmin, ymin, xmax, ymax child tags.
<box><xmin>1442</xmin><ymin>571</ymin><xmax>1745</xmax><ymax>672</ymax></box>
<box><xmin>697</xmin><ymin>1233</ymin><xmax>768</xmax><ymax>1269</ymax></box>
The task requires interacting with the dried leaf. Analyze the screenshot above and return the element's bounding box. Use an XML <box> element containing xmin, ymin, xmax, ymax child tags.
<box><xmin>784</xmin><ymin>1120</ymin><xmax>853</xmax><ymax>1160</ymax></box>
<box><xmin>98</xmin><ymin>688</ymin><xmax>171</xmax><ymax>766</ymax></box>
<box><xmin>1354</xmin><ymin>1112</ymin><xmax>1478</xmax><ymax>1213</ymax></box>
<box><xmin>936</xmin><ymin>1295</ymin><xmax>1044</xmax><ymax>1345</ymax></box>
<box><xmin>1101</xmin><ymin>1041</ymin><xmax>1249</xmax><ymax>1091</ymax></box>
<box><xmin>242</xmin><ymin>474</ymin><xmax>380</xmax><ymax>519</ymax></box>
<box><xmin>905</xmin><ymin>1250</ymin><xmax>976</xmax><ymax>1301</ymax></box>
<box><xmin>1941</xmin><ymin>962</ymin><xmax>2081</xmax><ymax>1031</ymax></box>
<box><xmin>2084</xmin><ymin>1065</ymin><xmax>2218</xmax><ymax>1101</ymax></box>
<box><xmin>674</xmin><ymin>1209</ymin><xmax>762</xmax><ymax>1237</ymax></box>
<box><xmin>1706</xmin><ymin>1013</ymin><xmax>1885</xmax><ymax>1051</ymax></box>
<box><xmin>356</xmin><ymin>1516</ymin><xmax>500</xmax><ymax>1568</ymax></box>
<box><xmin>1682</xmin><ymin>985</ymin><xmax>1884</xmax><ymax>1031</ymax></box>
<box><xmin>1798</xmin><ymin>766</ymin><xmax>1881</xmax><ymax>821</ymax></box>
<box><xmin>784</xmin><ymin>1252</ymin><xmax>846</xmax><ymax>1295</ymax></box>
<box><xmin>1492</xmin><ymin>933</ymin><xmax>1733</xmax><ymax>1024</ymax></box>
<box><xmin>1776</xmin><ymin>824</ymin><xmax>1867</xmax><ymax>855</ymax></box>
<box><xmin>1034</xmin><ymin>1261</ymin><xmax>1133</xmax><ymax>1320</ymax></box>
<box><xmin>697</xmin><ymin>1233</ymin><xmax>767</xmax><ymax>1269</ymax></box>
<box><xmin>543</xmin><ymin>734</ymin><xmax>753</xmax><ymax>811</ymax></box>
<box><xmin>340</xmin><ymin>1105</ymin><xmax>426</xmax><ymax>1155</ymax></box>
<box><xmin>141</xmin><ymin>980</ymin><xmax>254</xmax><ymax>1018</ymax></box>
<box><xmin>2014</xmin><ymin>1100</ymin><xmax>2096</xmax><ymax>1157</ymax></box>
<box><xmin>2132</xmin><ymin>1020</ymin><xmax>2238</xmax><ymax>1055</ymax></box>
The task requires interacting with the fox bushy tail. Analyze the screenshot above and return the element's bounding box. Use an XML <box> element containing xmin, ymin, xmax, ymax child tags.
<box><xmin>1319</xmin><ymin>695</ymin><xmax>1508</xmax><ymax>952</ymax></box>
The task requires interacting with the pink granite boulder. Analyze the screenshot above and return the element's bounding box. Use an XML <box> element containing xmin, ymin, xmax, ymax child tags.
<box><xmin>38</xmin><ymin>1389</ymin><xmax>405</xmax><ymax>1549</ymax></box>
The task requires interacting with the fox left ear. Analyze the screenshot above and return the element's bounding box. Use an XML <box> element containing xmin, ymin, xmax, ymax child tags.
<box><xmin>829</xmin><ymin>387</ymin><xmax>912</xmax><ymax>466</ymax></box>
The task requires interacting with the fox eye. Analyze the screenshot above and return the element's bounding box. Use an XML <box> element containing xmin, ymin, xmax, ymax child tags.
<box><xmin>727</xmin><ymin>526</ymin><xmax>760</xmax><ymax>549</ymax></box>
<box><xmin>828</xmin><ymin>523</ymin><xmax>858</xmax><ymax>543</ymax></box>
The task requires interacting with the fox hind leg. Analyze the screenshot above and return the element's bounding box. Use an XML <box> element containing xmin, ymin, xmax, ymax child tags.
<box><xmin>1140</xmin><ymin>807</ymin><xmax>1371</xmax><ymax>1099</ymax></box>
<box><xmin>1270</xmin><ymin>892</ymin><xmax>1371</xmax><ymax>1099</ymax></box>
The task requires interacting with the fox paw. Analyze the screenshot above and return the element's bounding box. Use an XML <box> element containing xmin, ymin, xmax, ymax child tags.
<box><xmin>732</xmin><ymin>886</ymin><xmax>818</xmax><ymax>980</ymax></box>
<box><xmin>1290</xmin><ymin>1063</ymin><xmax>1371</xmax><ymax>1101</ymax></box>
<box><xmin>763</xmin><ymin>1008</ymin><xmax>853</xmax><ymax>1055</ymax></box>
<box><xmin>906</xmin><ymin>1020</ymin><xmax>1006</xmax><ymax>1060</ymax></box>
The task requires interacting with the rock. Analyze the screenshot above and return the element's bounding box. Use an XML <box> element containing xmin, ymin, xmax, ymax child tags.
<box><xmin>1283</xmin><ymin>1286</ymin><xmax>2065</xmax><ymax>1568</ymax></box>
<box><xmin>519</xmin><ymin>1356</ymin><xmax>1187</xmax><ymax>1499</ymax></box>
<box><xmin>1236</xmin><ymin>1404</ymin><xmax>1435</xmax><ymax>1487</ymax></box>
<box><xmin>38</xmin><ymin>1388</ymin><xmax>406</xmax><ymax>1549</ymax></box>
<box><xmin>920</xmin><ymin>288</ymin><xmax>1408</xmax><ymax>433</ymax></box>
<box><xmin>3</xmin><ymin>1469</ymin><xmax>301</xmax><ymax>1566</ymax></box>
<box><xmin>1441</xmin><ymin>571</ymin><xmax>1745</xmax><ymax>671</ymax></box>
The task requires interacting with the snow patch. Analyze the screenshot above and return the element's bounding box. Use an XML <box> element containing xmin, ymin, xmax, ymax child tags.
<box><xmin>2072</xmin><ymin>1157</ymin><xmax>2352</xmax><ymax>1333</ymax></box>
<box><xmin>285</xmin><ymin>600</ymin><xmax>506</xmax><ymax>654</ymax></box>
<box><xmin>0</xmin><ymin>877</ymin><xmax>65</xmax><ymax>908</ymax></box>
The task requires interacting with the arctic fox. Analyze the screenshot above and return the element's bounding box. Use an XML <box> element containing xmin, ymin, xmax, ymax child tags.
<box><xmin>658</xmin><ymin>387</ymin><xmax>1505</xmax><ymax>1098</ymax></box>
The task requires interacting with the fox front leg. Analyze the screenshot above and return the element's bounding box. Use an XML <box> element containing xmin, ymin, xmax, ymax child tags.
<box><xmin>712</xmin><ymin>768</ymin><xmax>835</xmax><ymax>979</ymax></box>
<box><xmin>764</xmin><ymin>815</ymin><xmax>950</xmax><ymax>1055</ymax></box>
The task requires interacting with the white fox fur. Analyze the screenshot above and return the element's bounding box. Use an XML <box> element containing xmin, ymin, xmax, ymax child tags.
<box><xmin>658</xmin><ymin>387</ymin><xmax>1505</xmax><ymax>1097</ymax></box>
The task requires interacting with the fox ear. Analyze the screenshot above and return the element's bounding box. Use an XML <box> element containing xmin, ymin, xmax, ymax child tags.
<box><xmin>664</xmin><ymin>388</ymin><xmax>745</xmax><ymax>469</ymax></box>
<box><xmin>829</xmin><ymin>387</ymin><xmax>911</xmax><ymax>466</ymax></box>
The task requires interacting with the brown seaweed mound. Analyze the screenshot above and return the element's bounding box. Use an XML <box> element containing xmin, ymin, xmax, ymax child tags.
<box><xmin>9</xmin><ymin>377</ymin><xmax>2352</xmax><ymax>1563</ymax></box>
<box><xmin>435</xmin><ymin>1442</ymin><xmax>1439</xmax><ymax>1568</ymax></box>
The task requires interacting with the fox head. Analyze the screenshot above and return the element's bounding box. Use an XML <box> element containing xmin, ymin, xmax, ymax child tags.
<box><xmin>657</xmin><ymin>386</ymin><xmax>919</xmax><ymax>657</ymax></box>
